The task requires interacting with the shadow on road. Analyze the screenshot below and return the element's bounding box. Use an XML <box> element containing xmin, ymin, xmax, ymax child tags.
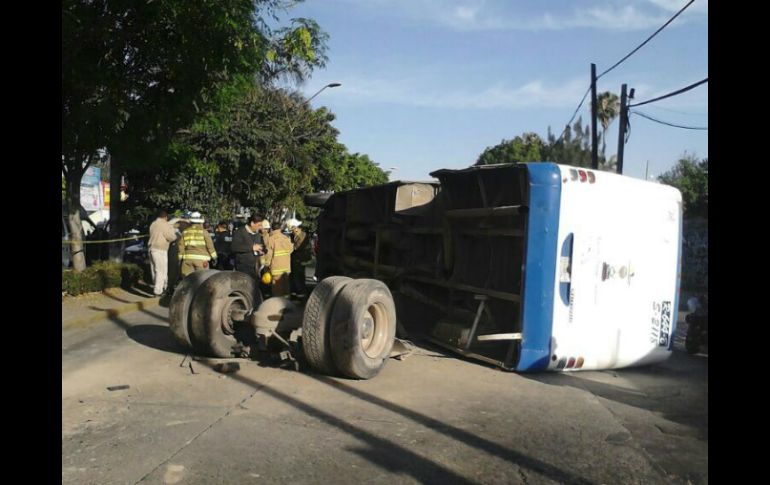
<box><xmin>521</xmin><ymin>350</ymin><xmax>708</xmax><ymax>438</ymax></box>
<box><xmin>201</xmin><ymin>360</ymin><xmax>596</xmax><ymax>485</ymax></box>
<box><xmin>306</xmin><ymin>373</ymin><xmax>596</xmax><ymax>484</ymax></box>
<box><xmin>125</xmin><ymin>324</ymin><xmax>188</xmax><ymax>355</ymax></box>
<box><xmin>97</xmin><ymin>310</ymin><xmax>597</xmax><ymax>485</ymax></box>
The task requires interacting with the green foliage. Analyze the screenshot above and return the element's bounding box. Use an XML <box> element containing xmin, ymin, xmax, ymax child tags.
<box><xmin>658</xmin><ymin>155</ymin><xmax>708</xmax><ymax>217</ymax></box>
<box><xmin>596</xmin><ymin>91</ymin><xmax>620</xmax><ymax>158</ymax></box>
<box><xmin>62</xmin><ymin>0</ymin><xmax>281</xmax><ymax>167</ymax></box>
<box><xmin>122</xmin><ymin>85</ymin><xmax>386</xmax><ymax>229</ymax></box>
<box><xmin>544</xmin><ymin>117</ymin><xmax>597</xmax><ymax>168</ymax></box>
<box><xmin>62</xmin><ymin>0</ymin><xmax>329</xmax><ymax>262</ymax></box>
<box><xmin>476</xmin><ymin>133</ymin><xmax>545</xmax><ymax>165</ymax></box>
<box><xmin>61</xmin><ymin>261</ymin><xmax>143</xmax><ymax>296</ymax></box>
<box><xmin>476</xmin><ymin>118</ymin><xmax>613</xmax><ymax>170</ymax></box>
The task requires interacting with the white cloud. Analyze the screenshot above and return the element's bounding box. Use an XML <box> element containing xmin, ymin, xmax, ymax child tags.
<box><xmin>309</xmin><ymin>75</ymin><xmax>592</xmax><ymax>111</ymax></box>
<box><xmin>333</xmin><ymin>0</ymin><xmax>706</xmax><ymax>32</ymax></box>
<box><xmin>307</xmin><ymin>73</ymin><xmax>707</xmax><ymax>118</ymax></box>
<box><xmin>646</xmin><ymin>0</ymin><xmax>708</xmax><ymax>14</ymax></box>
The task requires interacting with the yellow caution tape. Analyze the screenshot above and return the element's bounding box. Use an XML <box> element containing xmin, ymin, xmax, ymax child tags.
<box><xmin>62</xmin><ymin>234</ymin><xmax>149</xmax><ymax>245</ymax></box>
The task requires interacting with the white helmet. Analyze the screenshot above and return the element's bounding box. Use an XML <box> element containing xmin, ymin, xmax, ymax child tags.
<box><xmin>286</xmin><ymin>218</ymin><xmax>302</xmax><ymax>229</ymax></box>
<box><xmin>189</xmin><ymin>211</ymin><xmax>204</xmax><ymax>224</ymax></box>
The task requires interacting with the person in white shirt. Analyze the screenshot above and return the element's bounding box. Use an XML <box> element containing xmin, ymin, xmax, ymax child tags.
<box><xmin>148</xmin><ymin>210</ymin><xmax>179</xmax><ymax>296</ymax></box>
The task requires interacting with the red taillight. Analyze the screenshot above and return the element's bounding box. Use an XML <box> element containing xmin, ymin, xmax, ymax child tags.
<box><xmin>566</xmin><ymin>357</ymin><xmax>576</xmax><ymax>368</ymax></box>
<box><xmin>587</xmin><ymin>172</ymin><xmax>596</xmax><ymax>183</ymax></box>
<box><xmin>578</xmin><ymin>170</ymin><xmax>587</xmax><ymax>182</ymax></box>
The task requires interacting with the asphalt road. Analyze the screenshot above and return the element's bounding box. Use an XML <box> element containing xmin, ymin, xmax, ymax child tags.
<box><xmin>62</xmin><ymin>305</ymin><xmax>707</xmax><ymax>485</ymax></box>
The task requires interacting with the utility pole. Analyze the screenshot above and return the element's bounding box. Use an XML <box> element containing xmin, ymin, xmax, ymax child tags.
<box><xmin>645</xmin><ymin>160</ymin><xmax>649</xmax><ymax>179</ymax></box>
<box><xmin>616</xmin><ymin>84</ymin><xmax>628</xmax><ymax>175</ymax></box>
<box><xmin>590</xmin><ymin>63</ymin><xmax>598</xmax><ymax>170</ymax></box>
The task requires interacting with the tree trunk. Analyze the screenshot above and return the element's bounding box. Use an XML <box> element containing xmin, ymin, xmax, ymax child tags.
<box><xmin>108</xmin><ymin>153</ymin><xmax>123</xmax><ymax>262</ymax></box>
<box><xmin>65</xmin><ymin>168</ymin><xmax>87</xmax><ymax>272</ymax></box>
<box><xmin>601</xmin><ymin>129</ymin><xmax>607</xmax><ymax>161</ymax></box>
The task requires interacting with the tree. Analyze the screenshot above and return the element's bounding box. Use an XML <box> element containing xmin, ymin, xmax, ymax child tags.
<box><xmin>123</xmin><ymin>85</ymin><xmax>386</xmax><ymax>231</ymax></box>
<box><xmin>596</xmin><ymin>91</ymin><xmax>620</xmax><ymax>159</ymax></box>
<box><xmin>475</xmin><ymin>132</ymin><xmax>545</xmax><ymax>165</ymax></box>
<box><xmin>544</xmin><ymin>118</ymin><xmax>594</xmax><ymax>167</ymax></box>
<box><xmin>62</xmin><ymin>0</ymin><xmax>327</xmax><ymax>270</ymax></box>
<box><xmin>658</xmin><ymin>154</ymin><xmax>708</xmax><ymax>217</ymax></box>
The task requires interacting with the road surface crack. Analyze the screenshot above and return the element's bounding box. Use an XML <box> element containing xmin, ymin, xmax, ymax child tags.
<box><xmin>132</xmin><ymin>376</ymin><xmax>275</xmax><ymax>484</ymax></box>
<box><xmin>517</xmin><ymin>466</ymin><xmax>530</xmax><ymax>484</ymax></box>
<box><xmin>589</xmin><ymin>393</ymin><xmax>672</xmax><ymax>481</ymax></box>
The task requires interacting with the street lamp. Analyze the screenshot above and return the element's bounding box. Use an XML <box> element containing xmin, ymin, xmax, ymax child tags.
<box><xmin>308</xmin><ymin>82</ymin><xmax>341</xmax><ymax>102</ymax></box>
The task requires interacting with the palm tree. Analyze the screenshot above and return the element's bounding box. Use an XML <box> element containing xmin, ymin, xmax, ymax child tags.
<box><xmin>596</xmin><ymin>91</ymin><xmax>620</xmax><ymax>162</ymax></box>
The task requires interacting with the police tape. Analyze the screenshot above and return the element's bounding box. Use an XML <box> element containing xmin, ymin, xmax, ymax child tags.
<box><xmin>61</xmin><ymin>234</ymin><xmax>149</xmax><ymax>245</ymax></box>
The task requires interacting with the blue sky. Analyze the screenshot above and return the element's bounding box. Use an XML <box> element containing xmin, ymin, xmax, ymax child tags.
<box><xmin>281</xmin><ymin>0</ymin><xmax>708</xmax><ymax>182</ymax></box>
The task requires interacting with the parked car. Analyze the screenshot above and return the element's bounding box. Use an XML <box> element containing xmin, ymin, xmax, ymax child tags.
<box><xmin>122</xmin><ymin>229</ymin><xmax>148</xmax><ymax>265</ymax></box>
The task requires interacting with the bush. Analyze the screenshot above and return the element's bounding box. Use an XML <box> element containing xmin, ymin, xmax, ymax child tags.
<box><xmin>61</xmin><ymin>261</ymin><xmax>144</xmax><ymax>296</ymax></box>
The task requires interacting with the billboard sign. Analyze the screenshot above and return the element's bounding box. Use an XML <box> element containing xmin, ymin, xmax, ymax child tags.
<box><xmin>81</xmin><ymin>166</ymin><xmax>104</xmax><ymax>211</ymax></box>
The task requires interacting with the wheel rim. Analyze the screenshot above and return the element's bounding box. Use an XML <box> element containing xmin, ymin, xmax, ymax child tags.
<box><xmin>220</xmin><ymin>291</ymin><xmax>249</xmax><ymax>336</ymax></box>
<box><xmin>361</xmin><ymin>302</ymin><xmax>389</xmax><ymax>359</ymax></box>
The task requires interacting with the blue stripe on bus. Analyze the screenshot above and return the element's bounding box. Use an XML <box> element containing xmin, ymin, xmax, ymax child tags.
<box><xmin>516</xmin><ymin>163</ymin><xmax>562</xmax><ymax>372</ymax></box>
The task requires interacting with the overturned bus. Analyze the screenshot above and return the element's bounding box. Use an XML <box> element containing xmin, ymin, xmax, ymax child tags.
<box><xmin>307</xmin><ymin>162</ymin><xmax>683</xmax><ymax>374</ymax></box>
<box><xmin>169</xmin><ymin>162</ymin><xmax>682</xmax><ymax>380</ymax></box>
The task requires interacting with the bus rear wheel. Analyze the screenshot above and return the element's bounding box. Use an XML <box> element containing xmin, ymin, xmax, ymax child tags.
<box><xmin>330</xmin><ymin>279</ymin><xmax>396</xmax><ymax>380</ymax></box>
<box><xmin>169</xmin><ymin>270</ymin><xmax>220</xmax><ymax>350</ymax></box>
<box><xmin>190</xmin><ymin>271</ymin><xmax>262</xmax><ymax>358</ymax></box>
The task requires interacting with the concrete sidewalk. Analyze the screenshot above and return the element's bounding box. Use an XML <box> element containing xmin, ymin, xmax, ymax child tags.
<box><xmin>62</xmin><ymin>286</ymin><xmax>162</xmax><ymax>331</ymax></box>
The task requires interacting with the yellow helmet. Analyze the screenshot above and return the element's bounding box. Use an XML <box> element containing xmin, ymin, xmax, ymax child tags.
<box><xmin>261</xmin><ymin>270</ymin><xmax>272</xmax><ymax>285</ymax></box>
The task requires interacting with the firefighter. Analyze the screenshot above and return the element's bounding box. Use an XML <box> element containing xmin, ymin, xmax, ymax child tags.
<box><xmin>177</xmin><ymin>211</ymin><xmax>217</xmax><ymax>277</ymax></box>
<box><xmin>263</xmin><ymin>221</ymin><xmax>293</xmax><ymax>297</ymax></box>
<box><xmin>286</xmin><ymin>218</ymin><xmax>311</xmax><ymax>297</ymax></box>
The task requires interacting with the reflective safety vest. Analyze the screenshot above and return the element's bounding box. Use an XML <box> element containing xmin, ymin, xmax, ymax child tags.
<box><xmin>292</xmin><ymin>229</ymin><xmax>312</xmax><ymax>263</ymax></box>
<box><xmin>265</xmin><ymin>230</ymin><xmax>293</xmax><ymax>275</ymax></box>
<box><xmin>177</xmin><ymin>224</ymin><xmax>217</xmax><ymax>262</ymax></box>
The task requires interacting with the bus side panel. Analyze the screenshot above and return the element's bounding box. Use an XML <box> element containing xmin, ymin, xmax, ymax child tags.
<box><xmin>548</xmin><ymin>166</ymin><xmax>682</xmax><ymax>371</ymax></box>
<box><xmin>515</xmin><ymin>163</ymin><xmax>562</xmax><ymax>372</ymax></box>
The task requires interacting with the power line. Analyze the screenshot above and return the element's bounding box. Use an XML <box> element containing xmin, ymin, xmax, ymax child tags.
<box><xmin>631</xmin><ymin>110</ymin><xmax>708</xmax><ymax>130</ymax></box>
<box><xmin>644</xmin><ymin>105</ymin><xmax>707</xmax><ymax>117</ymax></box>
<box><xmin>555</xmin><ymin>0</ymin><xmax>698</xmax><ymax>144</ymax></box>
<box><xmin>555</xmin><ymin>86</ymin><xmax>592</xmax><ymax>143</ymax></box>
<box><xmin>597</xmin><ymin>0</ymin><xmax>695</xmax><ymax>80</ymax></box>
<box><xmin>629</xmin><ymin>77</ymin><xmax>707</xmax><ymax>107</ymax></box>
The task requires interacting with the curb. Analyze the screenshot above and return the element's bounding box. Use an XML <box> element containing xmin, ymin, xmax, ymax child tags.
<box><xmin>62</xmin><ymin>297</ymin><xmax>162</xmax><ymax>331</ymax></box>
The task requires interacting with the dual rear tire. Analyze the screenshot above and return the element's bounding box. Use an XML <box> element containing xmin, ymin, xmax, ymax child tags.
<box><xmin>302</xmin><ymin>277</ymin><xmax>397</xmax><ymax>379</ymax></box>
<box><xmin>170</xmin><ymin>270</ymin><xmax>397</xmax><ymax>379</ymax></box>
<box><xmin>170</xmin><ymin>270</ymin><xmax>262</xmax><ymax>357</ymax></box>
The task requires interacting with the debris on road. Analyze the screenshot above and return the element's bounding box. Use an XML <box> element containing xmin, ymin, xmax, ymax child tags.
<box><xmin>107</xmin><ymin>385</ymin><xmax>130</xmax><ymax>391</ymax></box>
<box><xmin>213</xmin><ymin>362</ymin><xmax>241</xmax><ymax>374</ymax></box>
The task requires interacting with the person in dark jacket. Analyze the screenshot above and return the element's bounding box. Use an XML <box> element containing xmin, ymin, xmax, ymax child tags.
<box><xmin>213</xmin><ymin>221</ymin><xmax>232</xmax><ymax>269</ymax></box>
<box><xmin>230</xmin><ymin>214</ymin><xmax>264</xmax><ymax>281</ymax></box>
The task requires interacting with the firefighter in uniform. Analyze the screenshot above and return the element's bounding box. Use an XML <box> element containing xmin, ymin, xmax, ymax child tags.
<box><xmin>177</xmin><ymin>212</ymin><xmax>217</xmax><ymax>277</ymax></box>
<box><xmin>263</xmin><ymin>221</ymin><xmax>293</xmax><ymax>297</ymax></box>
<box><xmin>286</xmin><ymin>218</ymin><xmax>311</xmax><ymax>297</ymax></box>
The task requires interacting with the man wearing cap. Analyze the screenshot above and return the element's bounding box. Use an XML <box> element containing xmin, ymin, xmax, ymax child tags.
<box><xmin>263</xmin><ymin>221</ymin><xmax>293</xmax><ymax>297</ymax></box>
<box><xmin>286</xmin><ymin>218</ymin><xmax>311</xmax><ymax>297</ymax></box>
<box><xmin>177</xmin><ymin>212</ymin><xmax>217</xmax><ymax>277</ymax></box>
<box><xmin>231</xmin><ymin>214</ymin><xmax>264</xmax><ymax>281</ymax></box>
